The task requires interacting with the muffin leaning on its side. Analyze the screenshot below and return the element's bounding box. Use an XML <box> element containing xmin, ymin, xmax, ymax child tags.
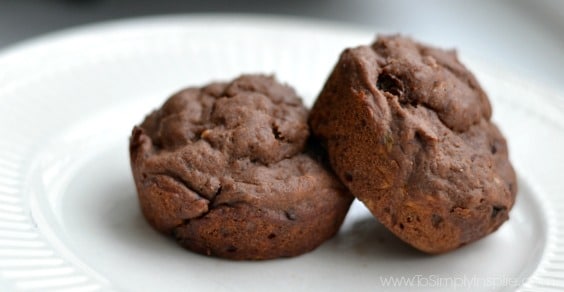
<box><xmin>130</xmin><ymin>74</ymin><xmax>353</xmax><ymax>260</ymax></box>
<box><xmin>309</xmin><ymin>35</ymin><xmax>517</xmax><ymax>253</ymax></box>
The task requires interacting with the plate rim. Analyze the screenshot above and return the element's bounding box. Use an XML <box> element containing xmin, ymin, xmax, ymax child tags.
<box><xmin>1</xmin><ymin>13</ymin><xmax>562</xmax><ymax>115</ymax></box>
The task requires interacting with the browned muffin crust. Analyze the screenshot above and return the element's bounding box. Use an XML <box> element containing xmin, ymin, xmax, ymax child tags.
<box><xmin>309</xmin><ymin>35</ymin><xmax>517</xmax><ymax>253</ymax></box>
<box><xmin>130</xmin><ymin>75</ymin><xmax>353</xmax><ymax>260</ymax></box>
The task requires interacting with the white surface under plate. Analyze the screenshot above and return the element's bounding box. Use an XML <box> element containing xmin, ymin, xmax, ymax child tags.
<box><xmin>0</xmin><ymin>15</ymin><xmax>563</xmax><ymax>292</ymax></box>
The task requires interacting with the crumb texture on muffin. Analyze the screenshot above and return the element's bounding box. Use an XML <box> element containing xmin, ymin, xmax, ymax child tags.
<box><xmin>309</xmin><ymin>35</ymin><xmax>517</xmax><ymax>253</ymax></box>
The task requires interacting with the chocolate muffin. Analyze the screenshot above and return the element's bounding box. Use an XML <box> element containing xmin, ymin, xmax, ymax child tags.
<box><xmin>309</xmin><ymin>35</ymin><xmax>517</xmax><ymax>253</ymax></box>
<box><xmin>130</xmin><ymin>75</ymin><xmax>353</xmax><ymax>260</ymax></box>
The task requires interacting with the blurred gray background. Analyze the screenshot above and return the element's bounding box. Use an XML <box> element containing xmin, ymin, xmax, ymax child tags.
<box><xmin>0</xmin><ymin>0</ymin><xmax>563</xmax><ymax>94</ymax></box>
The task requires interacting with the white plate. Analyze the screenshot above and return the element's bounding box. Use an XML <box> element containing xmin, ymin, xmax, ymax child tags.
<box><xmin>0</xmin><ymin>14</ymin><xmax>563</xmax><ymax>292</ymax></box>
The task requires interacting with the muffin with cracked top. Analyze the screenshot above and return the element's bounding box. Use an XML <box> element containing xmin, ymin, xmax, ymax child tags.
<box><xmin>309</xmin><ymin>35</ymin><xmax>517</xmax><ymax>253</ymax></box>
<box><xmin>130</xmin><ymin>74</ymin><xmax>353</xmax><ymax>260</ymax></box>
